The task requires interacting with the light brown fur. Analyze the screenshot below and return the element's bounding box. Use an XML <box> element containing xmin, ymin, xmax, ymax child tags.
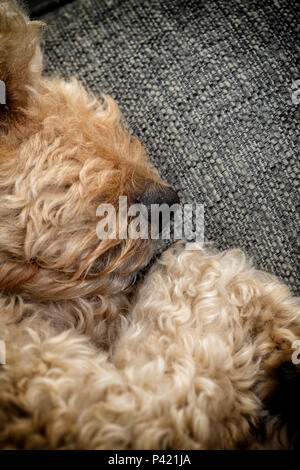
<box><xmin>0</xmin><ymin>0</ymin><xmax>164</xmax><ymax>347</ymax></box>
<box><xmin>0</xmin><ymin>244</ymin><xmax>299</xmax><ymax>449</ymax></box>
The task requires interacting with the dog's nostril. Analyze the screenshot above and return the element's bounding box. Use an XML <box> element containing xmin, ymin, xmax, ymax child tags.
<box><xmin>137</xmin><ymin>184</ymin><xmax>179</xmax><ymax>208</ymax></box>
<box><xmin>135</xmin><ymin>184</ymin><xmax>180</xmax><ymax>234</ymax></box>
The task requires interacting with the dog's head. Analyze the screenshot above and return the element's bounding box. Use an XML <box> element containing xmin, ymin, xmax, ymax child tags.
<box><xmin>0</xmin><ymin>1</ymin><xmax>178</xmax><ymax>301</ymax></box>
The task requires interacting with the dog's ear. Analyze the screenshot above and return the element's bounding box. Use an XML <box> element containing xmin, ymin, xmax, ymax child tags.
<box><xmin>0</xmin><ymin>1</ymin><xmax>45</xmax><ymax>133</ymax></box>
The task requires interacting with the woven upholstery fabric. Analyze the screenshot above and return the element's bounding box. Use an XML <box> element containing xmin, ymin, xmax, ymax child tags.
<box><xmin>40</xmin><ymin>0</ymin><xmax>299</xmax><ymax>293</ymax></box>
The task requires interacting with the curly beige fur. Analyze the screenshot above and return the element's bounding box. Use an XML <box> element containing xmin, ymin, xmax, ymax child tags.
<box><xmin>0</xmin><ymin>244</ymin><xmax>299</xmax><ymax>449</ymax></box>
<box><xmin>0</xmin><ymin>0</ymin><xmax>169</xmax><ymax>346</ymax></box>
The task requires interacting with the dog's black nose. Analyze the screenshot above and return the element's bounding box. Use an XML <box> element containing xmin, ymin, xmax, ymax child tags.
<box><xmin>137</xmin><ymin>183</ymin><xmax>179</xmax><ymax>209</ymax></box>
<box><xmin>135</xmin><ymin>183</ymin><xmax>180</xmax><ymax>234</ymax></box>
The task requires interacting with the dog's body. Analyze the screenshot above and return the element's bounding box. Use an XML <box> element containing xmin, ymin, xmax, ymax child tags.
<box><xmin>0</xmin><ymin>1</ymin><xmax>299</xmax><ymax>449</ymax></box>
<box><xmin>1</xmin><ymin>244</ymin><xmax>299</xmax><ymax>449</ymax></box>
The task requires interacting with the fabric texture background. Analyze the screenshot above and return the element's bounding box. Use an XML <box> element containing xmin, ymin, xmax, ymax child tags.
<box><xmin>36</xmin><ymin>0</ymin><xmax>299</xmax><ymax>293</ymax></box>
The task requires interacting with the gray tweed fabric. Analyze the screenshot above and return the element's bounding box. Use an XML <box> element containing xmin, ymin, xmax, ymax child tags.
<box><xmin>38</xmin><ymin>0</ymin><xmax>299</xmax><ymax>293</ymax></box>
